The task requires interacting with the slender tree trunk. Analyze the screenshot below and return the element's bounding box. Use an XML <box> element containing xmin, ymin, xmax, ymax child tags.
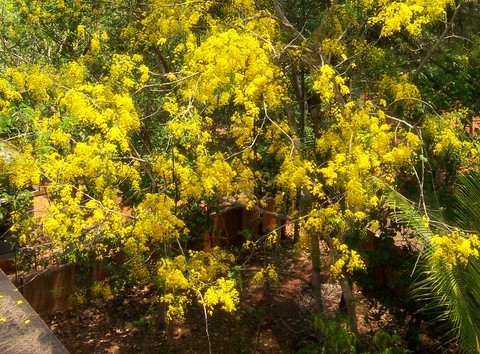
<box><xmin>166</xmin><ymin>321</ymin><xmax>174</xmax><ymax>350</ymax></box>
<box><xmin>339</xmin><ymin>277</ymin><xmax>358</xmax><ymax>335</ymax></box>
<box><xmin>293</xmin><ymin>188</ymin><xmax>302</xmax><ymax>244</ymax></box>
<box><xmin>310</xmin><ymin>230</ymin><xmax>324</xmax><ymax>313</ymax></box>
<box><xmin>292</xmin><ymin>63</ymin><xmax>306</xmax><ymax>245</ymax></box>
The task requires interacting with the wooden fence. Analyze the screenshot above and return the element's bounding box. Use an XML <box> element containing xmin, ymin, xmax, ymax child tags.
<box><xmin>16</xmin><ymin>261</ymin><xmax>106</xmax><ymax>316</ymax></box>
<box><xmin>4</xmin><ymin>195</ymin><xmax>283</xmax><ymax>315</ymax></box>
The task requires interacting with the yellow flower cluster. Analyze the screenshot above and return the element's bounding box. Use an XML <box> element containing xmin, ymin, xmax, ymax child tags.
<box><xmin>330</xmin><ymin>238</ymin><xmax>366</xmax><ymax>279</ymax></box>
<box><xmin>3</xmin><ymin>65</ymin><xmax>55</xmax><ymax>106</ymax></box>
<box><xmin>312</xmin><ymin>65</ymin><xmax>350</xmax><ymax>104</ymax></box>
<box><xmin>321</xmin><ymin>38</ymin><xmax>347</xmax><ymax>62</ymax></box>
<box><xmin>58</xmin><ymin>81</ymin><xmax>140</xmax><ymax>152</ymax></box>
<box><xmin>108</xmin><ymin>54</ymin><xmax>149</xmax><ymax>91</ymax></box>
<box><xmin>231</xmin><ymin>161</ymin><xmax>258</xmax><ymax>201</ymax></box>
<box><xmin>68</xmin><ymin>287</ymin><xmax>88</xmax><ymax>307</ymax></box>
<box><xmin>423</xmin><ymin>114</ymin><xmax>477</xmax><ymax>164</ymax></box>
<box><xmin>368</xmin><ymin>0</ymin><xmax>451</xmax><ymax>36</ymax></box>
<box><xmin>0</xmin><ymin>77</ymin><xmax>22</xmax><ymax>113</ymax></box>
<box><xmin>305</xmin><ymin>207</ymin><xmax>346</xmax><ymax>236</ymax></box>
<box><xmin>137</xmin><ymin>0</ymin><xmax>214</xmax><ymax>47</ymax></box>
<box><xmin>250</xmin><ymin>264</ymin><xmax>279</xmax><ymax>285</ymax></box>
<box><xmin>136</xmin><ymin>0</ymin><xmax>270</xmax><ymax>49</ymax></box>
<box><xmin>379</xmin><ymin>74</ymin><xmax>420</xmax><ymax>104</ymax></box>
<box><xmin>132</xmin><ymin>194</ymin><xmax>186</xmax><ymax>252</ymax></box>
<box><xmin>90</xmin><ymin>31</ymin><xmax>108</xmax><ymax>53</ymax></box>
<box><xmin>91</xmin><ymin>280</ymin><xmax>113</xmax><ymax>301</ymax></box>
<box><xmin>9</xmin><ymin>209</ymin><xmax>35</xmax><ymax>246</ymax></box>
<box><xmin>152</xmin><ymin>148</ymin><xmax>237</xmax><ymax>201</ymax></box>
<box><xmin>177</xmin><ymin>28</ymin><xmax>286</xmax><ymax>147</ymax></box>
<box><xmin>202</xmin><ymin>278</ymin><xmax>239</xmax><ymax>315</ymax></box>
<box><xmin>157</xmin><ymin>248</ymin><xmax>238</xmax><ymax>321</ymax></box>
<box><xmin>42</xmin><ymin>184</ymin><xmax>131</xmax><ymax>261</ymax></box>
<box><xmin>431</xmin><ymin>231</ymin><xmax>480</xmax><ymax>271</ymax></box>
<box><xmin>164</xmin><ymin>102</ymin><xmax>211</xmax><ymax>151</ymax></box>
<box><xmin>275</xmin><ymin>153</ymin><xmax>317</xmax><ymax>198</ymax></box>
<box><xmin>316</xmin><ymin>101</ymin><xmax>419</xmax><ymax>211</ymax></box>
<box><xmin>160</xmin><ymin>293</ymin><xmax>190</xmax><ymax>321</ymax></box>
<box><xmin>195</xmin><ymin>151</ymin><xmax>238</xmax><ymax>198</ymax></box>
<box><xmin>8</xmin><ymin>145</ymin><xmax>40</xmax><ymax>189</ymax></box>
<box><xmin>265</xmin><ymin>120</ymin><xmax>295</xmax><ymax>157</ymax></box>
<box><xmin>433</xmin><ymin>128</ymin><xmax>462</xmax><ymax>155</ymax></box>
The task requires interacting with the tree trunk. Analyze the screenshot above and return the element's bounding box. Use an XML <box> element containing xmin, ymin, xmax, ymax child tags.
<box><xmin>310</xmin><ymin>230</ymin><xmax>324</xmax><ymax>313</ymax></box>
<box><xmin>339</xmin><ymin>277</ymin><xmax>358</xmax><ymax>335</ymax></box>
<box><xmin>293</xmin><ymin>188</ymin><xmax>301</xmax><ymax>244</ymax></box>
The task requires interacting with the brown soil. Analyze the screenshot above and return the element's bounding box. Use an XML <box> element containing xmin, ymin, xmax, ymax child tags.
<box><xmin>40</xmin><ymin>249</ymin><xmax>338</xmax><ymax>354</ymax></box>
<box><xmin>38</xmin><ymin>246</ymin><xmax>440</xmax><ymax>354</ymax></box>
<box><xmin>38</xmin><ymin>248</ymin><xmax>330</xmax><ymax>353</ymax></box>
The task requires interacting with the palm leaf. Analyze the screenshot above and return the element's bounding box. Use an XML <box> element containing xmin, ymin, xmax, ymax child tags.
<box><xmin>454</xmin><ymin>171</ymin><xmax>480</xmax><ymax>233</ymax></box>
<box><xmin>387</xmin><ymin>188</ymin><xmax>480</xmax><ymax>353</ymax></box>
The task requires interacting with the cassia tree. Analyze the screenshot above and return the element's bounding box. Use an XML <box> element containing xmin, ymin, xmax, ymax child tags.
<box><xmin>1</xmin><ymin>0</ymin><xmax>480</xmax><ymax>348</ymax></box>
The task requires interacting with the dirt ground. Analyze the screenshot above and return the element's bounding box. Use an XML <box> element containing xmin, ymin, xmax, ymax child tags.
<box><xmin>38</xmin><ymin>246</ymin><xmax>442</xmax><ymax>354</ymax></box>
<box><xmin>40</xmin><ymin>249</ymin><xmax>348</xmax><ymax>354</ymax></box>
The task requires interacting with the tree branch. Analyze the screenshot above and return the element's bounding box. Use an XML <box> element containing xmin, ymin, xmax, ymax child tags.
<box><xmin>272</xmin><ymin>0</ymin><xmax>306</xmax><ymax>42</ymax></box>
<box><xmin>411</xmin><ymin>0</ymin><xmax>464</xmax><ymax>80</ymax></box>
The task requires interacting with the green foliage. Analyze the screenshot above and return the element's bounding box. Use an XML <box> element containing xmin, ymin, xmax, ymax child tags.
<box><xmin>67</xmin><ymin>287</ymin><xmax>88</xmax><ymax>307</ymax></box>
<box><xmin>90</xmin><ymin>280</ymin><xmax>113</xmax><ymax>302</ymax></box>
<box><xmin>389</xmin><ymin>189</ymin><xmax>480</xmax><ymax>353</ymax></box>
<box><xmin>296</xmin><ymin>315</ymin><xmax>409</xmax><ymax>354</ymax></box>
<box><xmin>130</xmin><ymin>316</ymin><xmax>147</xmax><ymax>329</ymax></box>
<box><xmin>454</xmin><ymin>172</ymin><xmax>480</xmax><ymax>233</ymax></box>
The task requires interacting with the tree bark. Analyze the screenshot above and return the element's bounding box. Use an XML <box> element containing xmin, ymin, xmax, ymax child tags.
<box><xmin>339</xmin><ymin>277</ymin><xmax>358</xmax><ymax>335</ymax></box>
<box><xmin>310</xmin><ymin>230</ymin><xmax>324</xmax><ymax>313</ymax></box>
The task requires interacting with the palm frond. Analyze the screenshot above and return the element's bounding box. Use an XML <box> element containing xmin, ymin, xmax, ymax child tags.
<box><xmin>386</xmin><ymin>188</ymin><xmax>480</xmax><ymax>353</ymax></box>
<box><xmin>454</xmin><ymin>172</ymin><xmax>480</xmax><ymax>233</ymax></box>
<box><xmin>421</xmin><ymin>260</ymin><xmax>480</xmax><ymax>353</ymax></box>
<box><xmin>385</xmin><ymin>189</ymin><xmax>435</xmax><ymax>248</ymax></box>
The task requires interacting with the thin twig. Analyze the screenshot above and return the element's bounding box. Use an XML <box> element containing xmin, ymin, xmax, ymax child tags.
<box><xmin>196</xmin><ymin>290</ymin><xmax>212</xmax><ymax>354</ymax></box>
<box><xmin>263</xmin><ymin>103</ymin><xmax>297</xmax><ymax>156</ymax></box>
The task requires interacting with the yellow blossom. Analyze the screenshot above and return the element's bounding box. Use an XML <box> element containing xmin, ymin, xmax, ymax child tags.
<box><xmin>432</xmin><ymin>231</ymin><xmax>480</xmax><ymax>271</ymax></box>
